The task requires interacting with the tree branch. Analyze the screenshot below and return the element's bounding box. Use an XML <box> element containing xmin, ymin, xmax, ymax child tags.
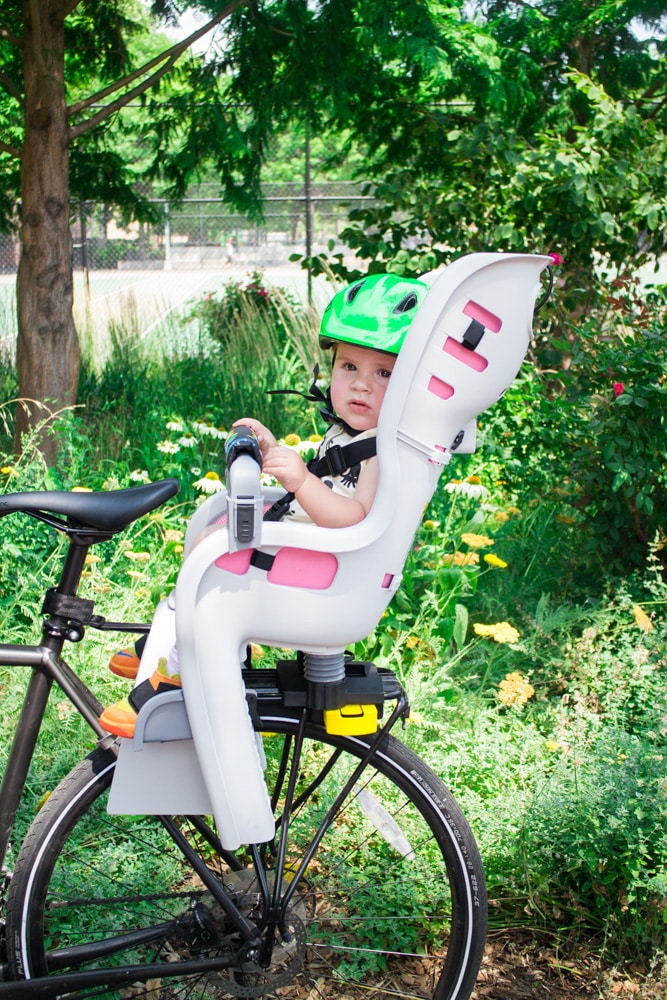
<box><xmin>0</xmin><ymin>140</ymin><xmax>21</xmax><ymax>158</ymax></box>
<box><xmin>0</xmin><ymin>68</ymin><xmax>23</xmax><ymax>104</ymax></box>
<box><xmin>68</xmin><ymin>0</ymin><xmax>247</xmax><ymax>135</ymax></box>
<box><xmin>28</xmin><ymin>0</ymin><xmax>48</xmax><ymax>84</ymax></box>
<box><xmin>69</xmin><ymin>51</ymin><xmax>182</xmax><ymax>138</ymax></box>
<box><xmin>0</xmin><ymin>20</ymin><xmax>22</xmax><ymax>48</ymax></box>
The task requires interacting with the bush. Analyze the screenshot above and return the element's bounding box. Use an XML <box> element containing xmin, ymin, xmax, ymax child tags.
<box><xmin>190</xmin><ymin>270</ymin><xmax>303</xmax><ymax>346</ymax></box>
<box><xmin>482</xmin><ymin>310</ymin><xmax>667</xmax><ymax>581</ymax></box>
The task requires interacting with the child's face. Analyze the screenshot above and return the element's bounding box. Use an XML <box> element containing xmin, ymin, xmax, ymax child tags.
<box><xmin>329</xmin><ymin>343</ymin><xmax>396</xmax><ymax>432</ymax></box>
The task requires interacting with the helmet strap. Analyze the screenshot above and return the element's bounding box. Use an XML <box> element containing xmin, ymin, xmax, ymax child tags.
<box><xmin>267</xmin><ymin>364</ymin><xmax>361</xmax><ymax>437</ymax></box>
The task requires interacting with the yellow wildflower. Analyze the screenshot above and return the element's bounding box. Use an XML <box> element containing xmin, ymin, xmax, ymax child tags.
<box><xmin>408</xmin><ymin>711</ymin><xmax>425</xmax><ymax>726</ymax></box>
<box><xmin>632</xmin><ymin>604</ymin><xmax>653</xmax><ymax>633</ymax></box>
<box><xmin>423</xmin><ymin>519</ymin><xmax>438</xmax><ymax>530</ymax></box>
<box><xmin>284</xmin><ymin>433</ymin><xmax>301</xmax><ymax>446</ymax></box>
<box><xmin>461</xmin><ymin>532</ymin><xmax>494</xmax><ymax>548</ymax></box>
<box><xmin>495</xmin><ymin>510</ymin><xmax>510</xmax><ymax>524</ymax></box>
<box><xmin>474</xmin><ymin>621</ymin><xmax>521</xmax><ymax>644</ymax></box>
<box><xmin>85</xmin><ymin>553</ymin><xmax>101</xmax><ymax>565</ymax></box>
<box><xmin>308</xmin><ymin>433</ymin><xmax>323</xmax><ymax>443</ymax></box>
<box><xmin>127</xmin><ymin>570</ymin><xmax>146</xmax><ymax>580</ymax></box>
<box><xmin>545</xmin><ymin>739</ymin><xmax>562</xmax><ymax>753</ymax></box>
<box><xmin>405</xmin><ymin>635</ymin><xmax>420</xmax><ymax>649</ymax></box>
<box><xmin>466</xmin><ymin>475</ymin><xmax>482</xmax><ymax>484</ymax></box>
<box><xmin>165</xmin><ymin>529</ymin><xmax>184</xmax><ymax>542</ymax></box>
<box><xmin>57</xmin><ymin>701</ymin><xmax>75</xmax><ymax>721</ymax></box>
<box><xmin>72</xmin><ymin>486</ymin><xmax>92</xmax><ymax>493</ymax></box>
<box><xmin>1</xmin><ymin>465</ymin><xmax>15</xmax><ymax>475</ymax></box>
<box><xmin>249</xmin><ymin>643</ymin><xmax>264</xmax><ymax>660</ymax></box>
<box><xmin>484</xmin><ymin>553</ymin><xmax>508</xmax><ymax>569</ymax></box>
<box><xmin>124</xmin><ymin>551</ymin><xmax>151</xmax><ymax>562</ymax></box>
<box><xmin>498</xmin><ymin>671</ymin><xmax>535</xmax><ymax>706</ymax></box>
<box><xmin>443</xmin><ymin>551</ymin><xmax>480</xmax><ymax>566</ymax></box>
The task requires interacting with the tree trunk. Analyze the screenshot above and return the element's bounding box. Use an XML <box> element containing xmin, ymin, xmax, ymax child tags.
<box><xmin>15</xmin><ymin>0</ymin><xmax>79</xmax><ymax>465</ymax></box>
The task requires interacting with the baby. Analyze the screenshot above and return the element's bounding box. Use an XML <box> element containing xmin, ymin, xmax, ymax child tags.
<box><xmin>99</xmin><ymin>272</ymin><xmax>428</xmax><ymax>738</ymax></box>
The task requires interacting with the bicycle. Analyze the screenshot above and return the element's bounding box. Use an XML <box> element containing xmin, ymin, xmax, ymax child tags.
<box><xmin>0</xmin><ymin>478</ymin><xmax>487</xmax><ymax>999</ymax></box>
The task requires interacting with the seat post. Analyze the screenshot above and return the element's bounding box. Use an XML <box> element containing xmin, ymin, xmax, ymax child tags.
<box><xmin>56</xmin><ymin>533</ymin><xmax>95</xmax><ymax>596</ymax></box>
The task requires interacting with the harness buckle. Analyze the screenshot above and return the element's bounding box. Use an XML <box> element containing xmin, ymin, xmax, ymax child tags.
<box><xmin>322</xmin><ymin>444</ymin><xmax>347</xmax><ymax>477</ymax></box>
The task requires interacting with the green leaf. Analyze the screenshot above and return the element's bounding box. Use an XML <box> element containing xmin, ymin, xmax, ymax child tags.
<box><xmin>452</xmin><ymin>603</ymin><xmax>469</xmax><ymax>649</ymax></box>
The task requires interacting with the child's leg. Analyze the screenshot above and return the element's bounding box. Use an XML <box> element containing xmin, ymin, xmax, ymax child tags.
<box><xmin>108</xmin><ymin>634</ymin><xmax>148</xmax><ymax>678</ymax></box>
<box><xmin>99</xmin><ymin>645</ymin><xmax>181</xmax><ymax>738</ymax></box>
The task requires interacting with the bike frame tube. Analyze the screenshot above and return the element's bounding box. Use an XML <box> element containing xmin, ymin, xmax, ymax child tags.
<box><xmin>0</xmin><ymin>643</ymin><xmax>109</xmax><ymax>873</ymax></box>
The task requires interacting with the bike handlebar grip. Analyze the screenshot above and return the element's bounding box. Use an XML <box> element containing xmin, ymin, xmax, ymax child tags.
<box><xmin>224</xmin><ymin>425</ymin><xmax>262</xmax><ymax>470</ymax></box>
<box><xmin>225</xmin><ymin>428</ymin><xmax>263</xmax><ymax>552</ymax></box>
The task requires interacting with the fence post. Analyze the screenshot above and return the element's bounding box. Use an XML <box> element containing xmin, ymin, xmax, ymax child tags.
<box><xmin>164</xmin><ymin>202</ymin><xmax>172</xmax><ymax>271</ymax></box>
<box><xmin>305</xmin><ymin>134</ymin><xmax>313</xmax><ymax>306</ymax></box>
<box><xmin>79</xmin><ymin>203</ymin><xmax>92</xmax><ymax>321</ymax></box>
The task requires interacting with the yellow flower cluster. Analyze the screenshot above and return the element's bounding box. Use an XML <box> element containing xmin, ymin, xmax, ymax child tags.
<box><xmin>483</xmin><ymin>553</ymin><xmax>508</xmax><ymax>569</ymax></box>
<box><xmin>474</xmin><ymin>621</ymin><xmax>521</xmax><ymax>644</ymax></box>
<box><xmin>460</xmin><ymin>532</ymin><xmax>494</xmax><ymax>548</ymax></box>
<box><xmin>498</xmin><ymin>671</ymin><xmax>535</xmax><ymax>707</ymax></box>
<box><xmin>443</xmin><ymin>551</ymin><xmax>480</xmax><ymax>566</ymax></box>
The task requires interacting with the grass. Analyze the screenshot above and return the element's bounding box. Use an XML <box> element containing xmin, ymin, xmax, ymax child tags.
<box><xmin>0</xmin><ymin>268</ymin><xmax>665</xmax><ymax>974</ymax></box>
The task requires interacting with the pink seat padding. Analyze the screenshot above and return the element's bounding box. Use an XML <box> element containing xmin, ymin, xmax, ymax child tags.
<box><xmin>267</xmin><ymin>547</ymin><xmax>338</xmax><ymax>589</ymax></box>
<box><xmin>215</xmin><ymin>548</ymin><xmax>253</xmax><ymax>574</ymax></box>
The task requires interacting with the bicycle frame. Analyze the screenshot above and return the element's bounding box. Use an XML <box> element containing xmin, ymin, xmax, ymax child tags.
<box><xmin>0</xmin><ymin>641</ymin><xmax>108</xmax><ymax>874</ymax></box>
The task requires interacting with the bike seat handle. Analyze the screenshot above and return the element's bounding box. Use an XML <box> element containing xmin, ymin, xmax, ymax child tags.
<box><xmin>225</xmin><ymin>426</ymin><xmax>262</xmax><ymax>470</ymax></box>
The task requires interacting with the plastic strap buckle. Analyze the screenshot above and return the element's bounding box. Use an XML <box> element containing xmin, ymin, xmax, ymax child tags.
<box><xmin>322</xmin><ymin>444</ymin><xmax>347</xmax><ymax>477</ymax></box>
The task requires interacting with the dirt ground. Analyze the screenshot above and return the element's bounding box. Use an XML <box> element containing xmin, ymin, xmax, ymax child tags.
<box><xmin>472</xmin><ymin>932</ymin><xmax>666</xmax><ymax>999</ymax></box>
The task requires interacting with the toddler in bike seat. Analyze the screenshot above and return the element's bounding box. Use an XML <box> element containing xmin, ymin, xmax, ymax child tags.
<box><xmin>99</xmin><ymin>273</ymin><xmax>429</xmax><ymax>738</ymax></box>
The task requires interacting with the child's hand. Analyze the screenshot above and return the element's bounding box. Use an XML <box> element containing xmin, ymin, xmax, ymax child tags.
<box><xmin>232</xmin><ymin>418</ymin><xmax>277</xmax><ymax>457</ymax></box>
<box><xmin>262</xmin><ymin>446</ymin><xmax>308</xmax><ymax>493</ymax></box>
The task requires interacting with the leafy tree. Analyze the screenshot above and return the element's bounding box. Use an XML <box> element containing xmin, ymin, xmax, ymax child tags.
<box><xmin>307</xmin><ymin>2</ymin><xmax>667</xmax><ymax>345</ymax></box>
<box><xmin>0</xmin><ymin>0</ymin><xmax>500</xmax><ymax>463</ymax></box>
<box><xmin>0</xmin><ymin>0</ymin><xmax>246</xmax><ymax>462</ymax></box>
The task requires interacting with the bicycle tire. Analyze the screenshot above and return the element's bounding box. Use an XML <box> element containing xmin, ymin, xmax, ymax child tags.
<box><xmin>5</xmin><ymin>709</ymin><xmax>487</xmax><ymax>999</ymax></box>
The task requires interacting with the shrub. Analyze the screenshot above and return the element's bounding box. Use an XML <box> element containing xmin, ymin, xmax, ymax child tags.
<box><xmin>482</xmin><ymin>310</ymin><xmax>667</xmax><ymax>580</ymax></box>
<box><xmin>189</xmin><ymin>270</ymin><xmax>303</xmax><ymax>346</ymax></box>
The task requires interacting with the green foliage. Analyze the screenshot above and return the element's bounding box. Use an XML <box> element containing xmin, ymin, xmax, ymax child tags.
<box><xmin>298</xmin><ymin>7</ymin><xmax>667</xmax><ymax>341</ymax></box>
<box><xmin>190</xmin><ymin>270</ymin><xmax>302</xmax><ymax>345</ymax></box>
<box><xmin>483</xmin><ymin>291</ymin><xmax>667</xmax><ymax>577</ymax></box>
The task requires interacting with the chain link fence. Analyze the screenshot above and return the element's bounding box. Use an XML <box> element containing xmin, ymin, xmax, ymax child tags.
<box><xmin>0</xmin><ymin>180</ymin><xmax>371</xmax><ymax>274</ymax></box>
<box><xmin>0</xmin><ymin>181</ymin><xmax>373</xmax><ymax>351</ymax></box>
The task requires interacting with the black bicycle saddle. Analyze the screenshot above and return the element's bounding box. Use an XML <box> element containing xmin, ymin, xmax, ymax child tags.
<box><xmin>0</xmin><ymin>478</ymin><xmax>179</xmax><ymax>532</ymax></box>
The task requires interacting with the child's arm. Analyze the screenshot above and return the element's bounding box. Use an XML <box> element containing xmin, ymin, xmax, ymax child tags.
<box><xmin>233</xmin><ymin>418</ymin><xmax>377</xmax><ymax>528</ymax></box>
<box><xmin>263</xmin><ymin>446</ymin><xmax>377</xmax><ymax>528</ymax></box>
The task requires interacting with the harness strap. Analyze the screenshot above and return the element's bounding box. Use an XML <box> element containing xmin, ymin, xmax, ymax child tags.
<box><xmin>263</xmin><ymin>436</ymin><xmax>377</xmax><ymax>523</ymax></box>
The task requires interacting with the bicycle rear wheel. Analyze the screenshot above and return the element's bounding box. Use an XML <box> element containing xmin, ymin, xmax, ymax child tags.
<box><xmin>6</xmin><ymin>708</ymin><xmax>486</xmax><ymax>999</ymax></box>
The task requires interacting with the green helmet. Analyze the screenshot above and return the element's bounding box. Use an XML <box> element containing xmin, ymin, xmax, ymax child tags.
<box><xmin>320</xmin><ymin>273</ymin><xmax>428</xmax><ymax>355</ymax></box>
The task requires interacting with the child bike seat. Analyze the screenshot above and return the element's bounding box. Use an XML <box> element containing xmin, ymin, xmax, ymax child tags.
<box><xmin>109</xmin><ymin>252</ymin><xmax>550</xmax><ymax>849</ymax></box>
